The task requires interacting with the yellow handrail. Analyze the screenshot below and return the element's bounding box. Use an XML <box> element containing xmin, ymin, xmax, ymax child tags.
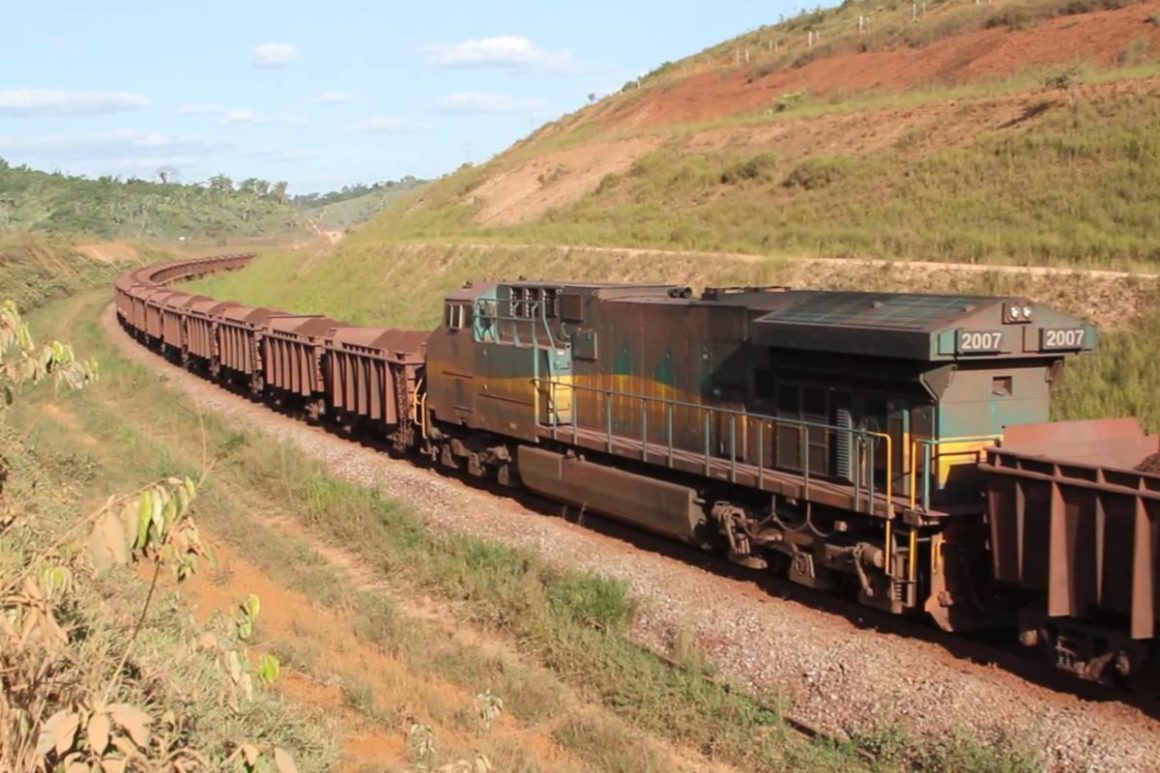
<box><xmin>410</xmin><ymin>376</ymin><xmax>429</xmax><ymax>440</ymax></box>
<box><xmin>860</xmin><ymin>429</ymin><xmax>893</xmax><ymax>509</ymax></box>
<box><xmin>908</xmin><ymin>434</ymin><xmax>1002</xmax><ymax>510</ymax></box>
<box><xmin>908</xmin><ymin>526</ymin><xmax>918</xmax><ymax>584</ymax></box>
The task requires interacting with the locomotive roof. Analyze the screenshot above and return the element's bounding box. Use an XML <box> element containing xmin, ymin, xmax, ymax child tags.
<box><xmin>446</xmin><ymin>281</ymin><xmax>684</xmax><ymax>302</ymax></box>
<box><xmin>745</xmin><ymin>290</ymin><xmax>1094</xmax><ymax>360</ymax></box>
<box><xmin>613</xmin><ymin>287</ymin><xmax>1095</xmax><ymax>361</ymax></box>
<box><xmin>731</xmin><ymin>290</ymin><xmax>1001</xmax><ymax>328</ymax></box>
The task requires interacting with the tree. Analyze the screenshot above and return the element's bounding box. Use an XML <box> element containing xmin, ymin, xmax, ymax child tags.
<box><xmin>207</xmin><ymin>174</ymin><xmax>234</xmax><ymax>194</ymax></box>
<box><xmin>238</xmin><ymin>178</ymin><xmax>270</xmax><ymax>197</ymax></box>
<box><xmin>271</xmin><ymin>181</ymin><xmax>289</xmax><ymax>204</ymax></box>
<box><xmin>156</xmin><ymin>166</ymin><xmax>179</xmax><ymax>185</ymax></box>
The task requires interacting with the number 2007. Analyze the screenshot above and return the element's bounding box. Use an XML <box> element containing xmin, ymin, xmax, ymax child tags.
<box><xmin>1043</xmin><ymin>328</ymin><xmax>1085</xmax><ymax>349</ymax></box>
<box><xmin>959</xmin><ymin>331</ymin><xmax>1003</xmax><ymax>352</ymax></box>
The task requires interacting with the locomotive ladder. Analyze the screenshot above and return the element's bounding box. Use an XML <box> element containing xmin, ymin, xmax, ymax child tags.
<box><xmin>526</xmin><ymin>300</ymin><xmax>573</xmax><ymax>427</ymax></box>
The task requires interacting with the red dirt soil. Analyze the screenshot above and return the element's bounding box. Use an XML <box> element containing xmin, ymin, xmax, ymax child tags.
<box><xmin>600</xmin><ymin>2</ymin><xmax>1160</xmax><ymax>129</ymax></box>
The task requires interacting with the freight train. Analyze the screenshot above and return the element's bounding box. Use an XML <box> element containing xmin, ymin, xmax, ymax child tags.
<box><xmin>114</xmin><ymin>254</ymin><xmax>1160</xmax><ymax>689</ymax></box>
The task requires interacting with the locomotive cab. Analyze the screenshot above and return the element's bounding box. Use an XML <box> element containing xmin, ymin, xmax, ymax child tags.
<box><xmin>745</xmin><ymin>291</ymin><xmax>1097</xmax><ymax>513</ymax></box>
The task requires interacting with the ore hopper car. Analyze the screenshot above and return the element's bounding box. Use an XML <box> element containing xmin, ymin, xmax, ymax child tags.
<box><xmin>983</xmin><ymin>419</ymin><xmax>1160</xmax><ymax>683</ymax></box>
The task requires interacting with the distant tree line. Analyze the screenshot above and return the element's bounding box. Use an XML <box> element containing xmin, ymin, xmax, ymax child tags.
<box><xmin>0</xmin><ymin>158</ymin><xmax>306</xmax><ymax>240</ymax></box>
<box><xmin>0</xmin><ymin>159</ymin><xmax>427</xmax><ymax>240</ymax></box>
<box><xmin>290</xmin><ymin>176</ymin><xmax>425</xmax><ymax>209</ymax></box>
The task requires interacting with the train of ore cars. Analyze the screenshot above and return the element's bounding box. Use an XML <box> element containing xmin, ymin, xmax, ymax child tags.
<box><xmin>115</xmin><ymin>254</ymin><xmax>1160</xmax><ymax>690</ymax></box>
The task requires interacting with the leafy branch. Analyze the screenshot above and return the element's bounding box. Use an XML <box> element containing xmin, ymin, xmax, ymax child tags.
<box><xmin>0</xmin><ymin>300</ymin><xmax>294</xmax><ymax>772</ymax></box>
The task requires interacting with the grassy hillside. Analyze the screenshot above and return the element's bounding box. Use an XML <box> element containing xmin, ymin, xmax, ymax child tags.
<box><xmin>0</xmin><ymin>160</ymin><xmax>309</xmax><ymax>241</ymax></box>
<box><xmin>297</xmin><ymin>177</ymin><xmax>427</xmax><ymax>232</ymax></box>
<box><xmin>346</xmin><ymin>0</ymin><xmax>1160</xmax><ymax>268</ymax></box>
<box><xmin>367</xmin><ymin>67</ymin><xmax>1160</xmax><ymax>267</ymax></box>
<box><xmin>0</xmin><ymin>233</ymin><xmax>170</xmax><ymax>310</ymax></box>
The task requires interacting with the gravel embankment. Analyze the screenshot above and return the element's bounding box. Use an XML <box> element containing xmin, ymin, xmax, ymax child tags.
<box><xmin>104</xmin><ymin>307</ymin><xmax>1160</xmax><ymax>771</ymax></box>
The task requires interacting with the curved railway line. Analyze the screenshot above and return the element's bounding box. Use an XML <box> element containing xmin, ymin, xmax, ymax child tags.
<box><xmin>110</xmin><ymin>251</ymin><xmax>1160</xmax><ymax>766</ymax></box>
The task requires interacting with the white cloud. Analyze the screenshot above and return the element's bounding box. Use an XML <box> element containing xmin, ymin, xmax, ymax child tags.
<box><xmin>175</xmin><ymin>104</ymin><xmax>224</xmax><ymax>116</ymax></box>
<box><xmin>314</xmin><ymin>90</ymin><xmax>351</xmax><ymax>104</ymax></box>
<box><xmin>0</xmin><ymin>129</ymin><xmax>224</xmax><ymax>159</ymax></box>
<box><xmin>431</xmin><ymin>92</ymin><xmax>544</xmax><ymax>115</ymax></box>
<box><xmin>0</xmin><ymin>88</ymin><xmax>148</xmax><ymax>117</ymax></box>
<box><xmin>223</xmin><ymin>107</ymin><xmax>263</xmax><ymax>125</ymax></box>
<box><xmin>222</xmin><ymin>107</ymin><xmax>303</xmax><ymax>126</ymax></box>
<box><xmin>423</xmin><ymin>35</ymin><xmax>572</xmax><ymax>72</ymax></box>
<box><xmin>251</xmin><ymin>42</ymin><xmax>300</xmax><ymax>68</ymax></box>
<box><xmin>353</xmin><ymin>116</ymin><xmax>429</xmax><ymax>133</ymax></box>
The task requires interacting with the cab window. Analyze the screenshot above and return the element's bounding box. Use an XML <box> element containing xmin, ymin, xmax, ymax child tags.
<box><xmin>445</xmin><ymin>303</ymin><xmax>471</xmax><ymax>330</ymax></box>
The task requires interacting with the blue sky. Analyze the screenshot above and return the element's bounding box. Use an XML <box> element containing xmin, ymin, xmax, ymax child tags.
<box><xmin>1</xmin><ymin>0</ymin><xmax>800</xmax><ymax>193</ymax></box>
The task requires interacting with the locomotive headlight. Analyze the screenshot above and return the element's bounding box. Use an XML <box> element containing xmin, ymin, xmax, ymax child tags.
<box><xmin>1005</xmin><ymin>302</ymin><xmax>1033</xmax><ymax>323</ymax></box>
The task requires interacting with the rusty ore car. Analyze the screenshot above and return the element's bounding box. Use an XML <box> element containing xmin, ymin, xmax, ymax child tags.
<box><xmin>115</xmin><ymin>254</ymin><xmax>1159</xmax><ymax>689</ymax></box>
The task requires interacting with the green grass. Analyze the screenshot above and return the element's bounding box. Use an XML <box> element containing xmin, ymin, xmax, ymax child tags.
<box><xmin>303</xmin><ymin>181</ymin><xmax>427</xmax><ymax>232</ymax></box>
<box><xmin>1053</xmin><ymin>300</ymin><xmax>1160</xmax><ymax>428</ymax></box>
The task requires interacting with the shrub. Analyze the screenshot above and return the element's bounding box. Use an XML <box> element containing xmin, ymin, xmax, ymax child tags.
<box><xmin>1117</xmin><ymin>36</ymin><xmax>1153</xmax><ymax>66</ymax></box>
<box><xmin>720</xmin><ymin>152</ymin><xmax>779</xmax><ymax>185</ymax></box>
<box><xmin>746</xmin><ymin>61</ymin><xmax>781</xmax><ymax>83</ymax></box>
<box><xmin>781</xmin><ymin>157</ymin><xmax>851</xmax><ymax>190</ymax></box>
<box><xmin>985</xmin><ymin>5</ymin><xmax>1036</xmax><ymax>30</ymax></box>
<box><xmin>775</xmin><ymin>90</ymin><xmax>808</xmax><ymax>112</ymax></box>
<box><xmin>1043</xmin><ymin>67</ymin><xmax>1080</xmax><ymax>91</ymax></box>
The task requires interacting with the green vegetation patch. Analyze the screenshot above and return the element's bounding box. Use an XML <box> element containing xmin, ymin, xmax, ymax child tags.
<box><xmin>509</xmin><ymin>95</ymin><xmax>1160</xmax><ymax>265</ymax></box>
<box><xmin>0</xmin><ymin>161</ymin><xmax>307</xmax><ymax>241</ymax></box>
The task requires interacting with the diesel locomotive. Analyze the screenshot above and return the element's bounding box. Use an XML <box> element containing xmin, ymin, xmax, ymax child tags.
<box><xmin>115</xmin><ymin>254</ymin><xmax>1160</xmax><ymax>688</ymax></box>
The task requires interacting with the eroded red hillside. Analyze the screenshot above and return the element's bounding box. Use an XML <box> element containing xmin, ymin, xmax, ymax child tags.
<box><xmin>596</xmin><ymin>1</ymin><xmax>1160</xmax><ymax>129</ymax></box>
